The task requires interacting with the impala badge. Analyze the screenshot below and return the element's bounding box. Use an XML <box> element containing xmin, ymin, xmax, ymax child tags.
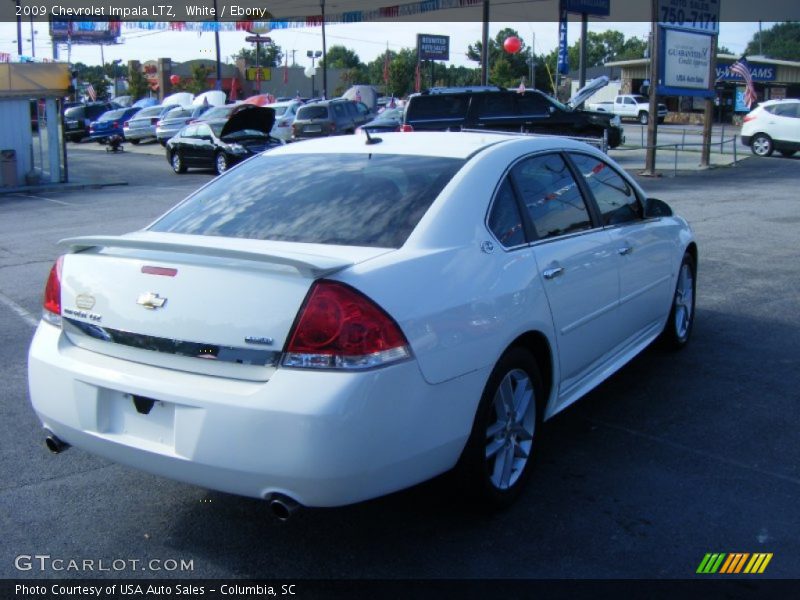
<box><xmin>137</xmin><ymin>292</ymin><xmax>167</xmax><ymax>310</ymax></box>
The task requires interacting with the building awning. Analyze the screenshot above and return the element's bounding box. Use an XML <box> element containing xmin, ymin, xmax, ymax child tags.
<box><xmin>0</xmin><ymin>63</ymin><xmax>70</xmax><ymax>98</ymax></box>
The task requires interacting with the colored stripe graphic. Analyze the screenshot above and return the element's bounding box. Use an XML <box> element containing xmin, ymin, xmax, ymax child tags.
<box><xmin>720</xmin><ymin>553</ymin><xmax>750</xmax><ymax>574</ymax></box>
<box><xmin>744</xmin><ymin>553</ymin><xmax>774</xmax><ymax>574</ymax></box>
<box><xmin>697</xmin><ymin>553</ymin><xmax>726</xmax><ymax>574</ymax></box>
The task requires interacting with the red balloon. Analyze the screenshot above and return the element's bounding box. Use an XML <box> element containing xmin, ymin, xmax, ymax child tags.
<box><xmin>169</xmin><ymin>74</ymin><xmax>180</xmax><ymax>85</ymax></box>
<box><xmin>503</xmin><ymin>36</ymin><xmax>522</xmax><ymax>54</ymax></box>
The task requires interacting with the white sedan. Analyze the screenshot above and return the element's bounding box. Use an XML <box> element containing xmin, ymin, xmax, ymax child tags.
<box><xmin>28</xmin><ymin>132</ymin><xmax>696</xmax><ymax>517</ymax></box>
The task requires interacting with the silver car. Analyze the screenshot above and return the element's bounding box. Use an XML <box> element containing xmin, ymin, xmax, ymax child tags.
<box><xmin>123</xmin><ymin>104</ymin><xmax>179</xmax><ymax>144</ymax></box>
<box><xmin>155</xmin><ymin>105</ymin><xmax>213</xmax><ymax>146</ymax></box>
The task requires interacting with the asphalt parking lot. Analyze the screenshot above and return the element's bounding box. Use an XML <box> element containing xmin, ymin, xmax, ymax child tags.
<box><xmin>1</xmin><ymin>143</ymin><xmax>798</xmax><ymax>582</ymax></box>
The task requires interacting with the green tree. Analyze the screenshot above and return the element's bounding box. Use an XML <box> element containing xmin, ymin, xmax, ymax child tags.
<box><xmin>321</xmin><ymin>45</ymin><xmax>362</xmax><ymax>69</ymax></box>
<box><xmin>127</xmin><ymin>64</ymin><xmax>150</xmax><ymax>101</ymax></box>
<box><xmin>467</xmin><ymin>28</ymin><xmax>546</xmax><ymax>89</ymax></box>
<box><xmin>232</xmin><ymin>43</ymin><xmax>283</xmax><ymax>67</ymax></box>
<box><xmin>745</xmin><ymin>22</ymin><xmax>800</xmax><ymax>60</ymax></box>
<box><xmin>181</xmin><ymin>63</ymin><xmax>213</xmax><ymax>95</ymax></box>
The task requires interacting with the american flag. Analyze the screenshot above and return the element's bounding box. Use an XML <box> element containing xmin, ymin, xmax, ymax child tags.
<box><xmin>730</xmin><ymin>57</ymin><xmax>757</xmax><ymax>109</ymax></box>
<box><xmin>86</xmin><ymin>83</ymin><xmax>97</xmax><ymax>102</ymax></box>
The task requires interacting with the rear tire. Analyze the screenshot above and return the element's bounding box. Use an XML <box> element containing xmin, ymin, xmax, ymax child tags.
<box><xmin>638</xmin><ymin>111</ymin><xmax>649</xmax><ymax>125</ymax></box>
<box><xmin>751</xmin><ymin>134</ymin><xmax>774</xmax><ymax>157</ymax></box>
<box><xmin>659</xmin><ymin>252</ymin><xmax>696</xmax><ymax>350</ymax></box>
<box><xmin>456</xmin><ymin>347</ymin><xmax>543</xmax><ymax>509</ymax></box>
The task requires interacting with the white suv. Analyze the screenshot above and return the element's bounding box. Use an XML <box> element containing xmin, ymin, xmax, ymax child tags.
<box><xmin>740</xmin><ymin>99</ymin><xmax>800</xmax><ymax>157</ymax></box>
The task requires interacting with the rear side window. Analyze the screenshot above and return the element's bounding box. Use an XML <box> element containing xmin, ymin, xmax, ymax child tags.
<box><xmin>568</xmin><ymin>153</ymin><xmax>642</xmax><ymax>226</ymax></box>
<box><xmin>150</xmin><ymin>154</ymin><xmax>465</xmax><ymax>248</ymax></box>
<box><xmin>407</xmin><ymin>96</ymin><xmax>469</xmax><ymax>121</ymax></box>
<box><xmin>512</xmin><ymin>153</ymin><xmax>592</xmax><ymax>240</ymax></box>
<box><xmin>297</xmin><ymin>106</ymin><xmax>328</xmax><ymax>120</ymax></box>
<box><xmin>488</xmin><ymin>178</ymin><xmax>525</xmax><ymax>247</ymax></box>
<box><xmin>64</xmin><ymin>106</ymin><xmax>85</xmax><ymax>119</ymax></box>
<box><xmin>479</xmin><ymin>94</ymin><xmax>515</xmax><ymax>118</ymax></box>
<box><xmin>765</xmin><ymin>103</ymin><xmax>799</xmax><ymax>118</ymax></box>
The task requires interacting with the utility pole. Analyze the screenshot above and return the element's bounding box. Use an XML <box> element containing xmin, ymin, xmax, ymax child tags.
<box><xmin>15</xmin><ymin>0</ymin><xmax>22</xmax><ymax>55</ymax></box>
<box><xmin>213</xmin><ymin>0</ymin><xmax>222</xmax><ymax>89</ymax></box>
<box><xmin>578</xmin><ymin>13</ymin><xmax>588</xmax><ymax>90</ymax></box>
<box><xmin>700</xmin><ymin>37</ymin><xmax>719</xmax><ymax>167</ymax></box>
<box><xmin>480</xmin><ymin>1</ymin><xmax>490</xmax><ymax>85</ymax></box>
<box><xmin>320</xmin><ymin>0</ymin><xmax>327</xmax><ymax>98</ymax></box>
<box><xmin>644</xmin><ymin>0</ymin><xmax>659</xmax><ymax>176</ymax></box>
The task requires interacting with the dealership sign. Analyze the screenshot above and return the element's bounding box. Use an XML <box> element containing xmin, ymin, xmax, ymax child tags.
<box><xmin>658</xmin><ymin>0</ymin><xmax>720</xmax><ymax>35</ymax></box>
<box><xmin>417</xmin><ymin>34</ymin><xmax>449</xmax><ymax>61</ymax></box>
<box><xmin>716</xmin><ymin>63</ymin><xmax>777</xmax><ymax>82</ymax></box>
<box><xmin>658</xmin><ymin>27</ymin><xmax>715</xmax><ymax>98</ymax></box>
<box><xmin>564</xmin><ymin>0</ymin><xmax>610</xmax><ymax>16</ymax></box>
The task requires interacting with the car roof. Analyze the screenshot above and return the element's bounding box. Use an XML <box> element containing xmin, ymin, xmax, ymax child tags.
<box><xmin>266</xmin><ymin>131</ymin><xmax>600</xmax><ymax>160</ymax></box>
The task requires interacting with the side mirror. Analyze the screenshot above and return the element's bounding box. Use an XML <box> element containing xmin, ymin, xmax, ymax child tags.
<box><xmin>644</xmin><ymin>197</ymin><xmax>673</xmax><ymax>218</ymax></box>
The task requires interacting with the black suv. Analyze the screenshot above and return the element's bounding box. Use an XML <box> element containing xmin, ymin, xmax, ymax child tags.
<box><xmin>63</xmin><ymin>102</ymin><xmax>119</xmax><ymax>142</ymax></box>
<box><xmin>292</xmin><ymin>99</ymin><xmax>372</xmax><ymax>139</ymax></box>
<box><xmin>403</xmin><ymin>87</ymin><xmax>624</xmax><ymax>149</ymax></box>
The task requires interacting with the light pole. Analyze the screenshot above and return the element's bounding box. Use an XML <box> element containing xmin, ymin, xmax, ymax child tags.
<box><xmin>306</xmin><ymin>50</ymin><xmax>321</xmax><ymax>98</ymax></box>
<box><xmin>112</xmin><ymin>59</ymin><xmax>122</xmax><ymax>98</ymax></box>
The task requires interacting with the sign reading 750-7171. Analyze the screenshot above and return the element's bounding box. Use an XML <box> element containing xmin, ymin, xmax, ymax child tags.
<box><xmin>658</xmin><ymin>0</ymin><xmax>720</xmax><ymax>35</ymax></box>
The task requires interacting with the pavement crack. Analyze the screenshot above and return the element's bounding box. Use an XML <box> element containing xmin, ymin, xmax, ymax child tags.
<box><xmin>0</xmin><ymin>463</ymin><xmax>116</xmax><ymax>495</ymax></box>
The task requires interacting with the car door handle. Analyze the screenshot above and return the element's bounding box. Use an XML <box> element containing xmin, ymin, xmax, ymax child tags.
<box><xmin>543</xmin><ymin>267</ymin><xmax>565</xmax><ymax>280</ymax></box>
<box><xmin>618</xmin><ymin>245</ymin><xmax>634</xmax><ymax>256</ymax></box>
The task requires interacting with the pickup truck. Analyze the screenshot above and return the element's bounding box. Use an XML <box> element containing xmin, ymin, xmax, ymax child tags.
<box><xmin>586</xmin><ymin>95</ymin><xmax>668</xmax><ymax>125</ymax></box>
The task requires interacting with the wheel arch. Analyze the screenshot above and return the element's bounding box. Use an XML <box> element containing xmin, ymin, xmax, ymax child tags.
<box><xmin>506</xmin><ymin>330</ymin><xmax>555</xmax><ymax>420</ymax></box>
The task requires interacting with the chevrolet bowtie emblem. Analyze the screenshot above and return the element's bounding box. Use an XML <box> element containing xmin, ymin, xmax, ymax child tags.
<box><xmin>137</xmin><ymin>292</ymin><xmax>167</xmax><ymax>310</ymax></box>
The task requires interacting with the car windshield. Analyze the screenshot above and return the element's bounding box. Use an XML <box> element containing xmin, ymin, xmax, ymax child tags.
<box><xmin>64</xmin><ymin>106</ymin><xmax>84</xmax><ymax>118</ymax></box>
<box><xmin>202</xmin><ymin>106</ymin><xmax>235</xmax><ymax>120</ymax></box>
<box><xmin>150</xmin><ymin>153</ymin><xmax>465</xmax><ymax>248</ymax></box>
<box><xmin>297</xmin><ymin>106</ymin><xmax>328</xmax><ymax>120</ymax></box>
<box><xmin>209</xmin><ymin>123</ymin><xmax>268</xmax><ymax>139</ymax></box>
<box><xmin>631</xmin><ymin>95</ymin><xmax>647</xmax><ymax>103</ymax></box>
<box><xmin>270</xmin><ymin>105</ymin><xmax>289</xmax><ymax>116</ymax></box>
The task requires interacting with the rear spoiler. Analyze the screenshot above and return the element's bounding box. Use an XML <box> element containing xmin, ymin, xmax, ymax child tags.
<box><xmin>60</xmin><ymin>235</ymin><xmax>353</xmax><ymax>278</ymax></box>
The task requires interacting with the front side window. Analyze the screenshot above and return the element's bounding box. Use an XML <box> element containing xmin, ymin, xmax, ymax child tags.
<box><xmin>194</xmin><ymin>124</ymin><xmax>212</xmax><ymax>139</ymax></box>
<box><xmin>150</xmin><ymin>154</ymin><xmax>465</xmax><ymax>248</ymax></box>
<box><xmin>569</xmin><ymin>153</ymin><xmax>642</xmax><ymax>226</ymax></box>
<box><xmin>512</xmin><ymin>154</ymin><xmax>592</xmax><ymax>240</ymax></box>
<box><xmin>516</xmin><ymin>94</ymin><xmax>549</xmax><ymax>117</ymax></box>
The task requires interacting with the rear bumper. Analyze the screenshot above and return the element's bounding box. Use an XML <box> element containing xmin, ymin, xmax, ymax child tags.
<box><xmin>28</xmin><ymin>322</ymin><xmax>484</xmax><ymax>507</ymax></box>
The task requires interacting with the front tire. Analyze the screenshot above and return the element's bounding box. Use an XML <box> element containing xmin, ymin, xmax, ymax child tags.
<box><xmin>659</xmin><ymin>252</ymin><xmax>696</xmax><ymax>350</ymax></box>
<box><xmin>638</xmin><ymin>111</ymin><xmax>649</xmax><ymax>125</ymax></box>
<box><xmin>171</xmin><ymin>151</ymin><xmax>186</xmax><ymax>174</ymax></box>
<box><xmin>456</xmin><ymin>347</ymin><xmax>543</xmax><ymax>509</ymax></box>
<box><xmin>214</xmin><ymin>152</ymin><xmax>229</xmax><ymax>175</ymax></box>
<box><xmin>751</xmin><ymin>134</ymin><xmax>774</xmax><ymax>157</ymax></box>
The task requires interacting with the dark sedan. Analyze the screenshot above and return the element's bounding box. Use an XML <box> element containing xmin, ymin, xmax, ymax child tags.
<box><xmin>166</xmin><ymin>106</ymin><xmax>281</xmax><ymax>175</ymax></box>
<box><xmin>357</xmin><ymin>106</ymin><xmax>404</xmax><ymax>133</ymax></box>
<box><xmin>88</xmin><ymin>107</ymin><xmax>142</xmax><ymax>143</ymax></box>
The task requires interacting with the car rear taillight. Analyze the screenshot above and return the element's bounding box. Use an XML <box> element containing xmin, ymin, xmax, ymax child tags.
<box><xmin>399</xmin><ymin>124</ymin><xmax>414</xmax><ymax>132</ymax></box>
<box><xmin>112</xmin><ymin>121</ymin><xmax>119</xmax><ymax>128</ymax></box>
<box><xmin>151</xmin><ymin>117</ymin><xmax>159</xmax><ymax>125</ymax></box>
<box><xmin>155</xmin><ymin>120</ymin><xmax>163</xmax><ymax>127</ymax></box>
<box><xmin>283</xmin><ymin>281</ymin><xmax>410</xmax><ymax>370</ymax></box>
<box><xmin>89</xmin><ymin>125</ymin><xmax>95</xmax><ymax>132</ymax></box>
<box><xmin>743</xmin><ymin>114</ymin><xmax>757</xmax><ymax>123</ymax></box>
<box><xmin>123</xmin><ymin>121</ymin><xmax>130</xmax><ymax>128</ymax></box>
<box><xmin>42</xmin><ymin>256</ymin><xmax>64</xmax><ymax>325</ymax></box>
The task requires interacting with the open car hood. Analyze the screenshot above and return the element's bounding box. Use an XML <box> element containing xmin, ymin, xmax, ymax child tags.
<box><xmin>567</xmin><ymin>76</ymin><xmax>609</xmax><ymax>109</ymax></box>
<box><xmin>220</xmin><ymin>105</ymin><xmax>275</xmax><ymax>137</ymax></box>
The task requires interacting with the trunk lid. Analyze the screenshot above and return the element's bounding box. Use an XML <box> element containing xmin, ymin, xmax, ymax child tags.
<box><xmin>57</xmin><ymin>231</ymin><xmax>390</xmax><ymax>381</ymax></box>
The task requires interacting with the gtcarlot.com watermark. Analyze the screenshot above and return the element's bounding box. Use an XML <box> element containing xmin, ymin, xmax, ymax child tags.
<box><xmin>14</xmin><ymin>554</ymin><xmax>194</xmax><ymax>573</ymax></box>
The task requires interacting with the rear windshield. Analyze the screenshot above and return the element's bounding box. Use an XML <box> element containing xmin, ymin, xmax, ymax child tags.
<box><xmin>150</xmin><ymin>153</ymin><xmax>465</xmax><ymax>248</ymax></box>
<box><xmin>407</xmin><ymin>96</ymin><xmax>470</xmax><ymax>121</ymax></box>
<box><xmin>98</xmin><ymin>109</ymin><xmax>126</xmax><ymax>121</ymax></box>
<box><xmin>296</xmin><ymin>105</ymin><xmax>329</xmax><ymax>120</ymax></box>
<box><xmin>135</xmin><ymin>106</ymin><xmax>163</xmax><ymax>118</ymax></box>
<box><xmin>64</xmin><ymin>106</ymin><xmax>85</xmax><ymax>118</ymax></box>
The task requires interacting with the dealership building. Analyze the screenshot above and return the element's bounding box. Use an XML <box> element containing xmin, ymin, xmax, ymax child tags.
<box><xmin>603</xmin><ymin>55</ymin><xmax>800</xmax><ymax>123</ymax></box>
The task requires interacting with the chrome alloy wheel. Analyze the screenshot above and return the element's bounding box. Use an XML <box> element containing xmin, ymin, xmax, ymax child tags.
<box><xmin>485</xmin><ymin>368</ymin><xmax>535</xmax><ymax>490</ymax></box>
<box><xmin>216</xmin><ymin>153</ymin><xmax>229</xmax><ymax>174</ymax></box>
<box><xmin>674</xmin><ymin>262</ymin><xmax>694</xmax><ymax>339</ymax></box>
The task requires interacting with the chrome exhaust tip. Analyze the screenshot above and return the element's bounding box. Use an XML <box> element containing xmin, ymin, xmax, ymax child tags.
<box><xmin>267</xmin><ymin>493</ymin><xmax>301</xmax><ymax>521</ymax></box>
<box><xmin>45</xmin><ymin>432</ymin><xmax>70</xmax><ymax>454</ymax></box>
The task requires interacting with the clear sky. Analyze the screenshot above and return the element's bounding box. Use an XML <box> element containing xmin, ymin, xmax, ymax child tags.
<box><xmin>0</xmin><ymin>21</ymin><xmax>765</xmax><ymax>68</ymax></box>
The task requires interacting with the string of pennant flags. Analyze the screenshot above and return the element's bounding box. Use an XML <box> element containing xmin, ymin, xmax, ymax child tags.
<box><xmin>65</xmin><ymin>0</ymin><xmax>486</xmax><ymax>33</ymax></box>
